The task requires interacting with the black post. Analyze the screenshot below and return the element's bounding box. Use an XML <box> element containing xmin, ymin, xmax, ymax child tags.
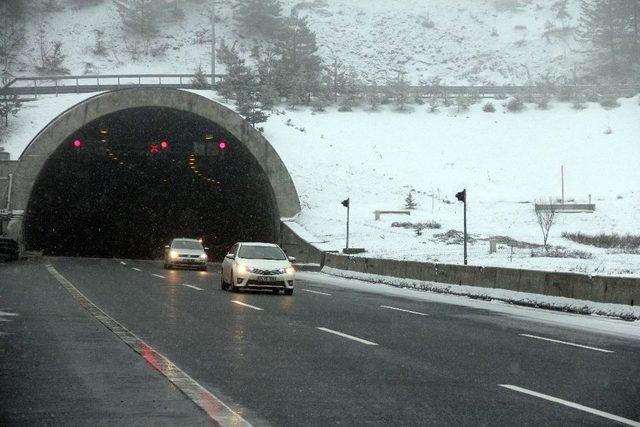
<box><xmin>455</xmin><ymin>189</ymin><xmax>467</xmax><ymax>265</ymax></box>
<box><xmin>341</xmin><ymin>198</ymin><xmax>350</xmax><ymax>250</ymax></box>
<box><xmin>463</xmin><ymin>194</ymin><xmax>467</xmax><ymax>265</ymax></box>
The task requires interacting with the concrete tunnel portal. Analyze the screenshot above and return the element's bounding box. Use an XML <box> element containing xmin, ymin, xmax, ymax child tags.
<box><xmin>10</xmin><ymin>89</ymin><xmax>301</xmax><ymax>259</ymax></box>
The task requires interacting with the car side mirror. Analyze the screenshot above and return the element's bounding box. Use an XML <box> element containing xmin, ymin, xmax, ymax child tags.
<box><xmin>225</xmin><ymin>253</ymin><xmax>235</xmax><ymax>260</ymax></box>
<box><xmin>288</xmin><ymin>256</ymin><xmax>296</xmax><ymax>263</ymax></box>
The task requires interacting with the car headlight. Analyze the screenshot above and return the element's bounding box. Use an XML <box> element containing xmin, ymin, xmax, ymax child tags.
<box><xmin>199</xmin><ymin>253</ymin><xmax>208</xmax><ymax>260</ymax></box>
<box><xmin>285</xmin><ymin>267</ymin><xmax>295</xmax><ymax>275</ymax></box>
<box><xmin>169</xmin><ymin>250</ymin><xmax>179</xmax><ymax>259</ymax></box>
<box><xmin>237</xmin><ymin>264</ymin><xmax>248</xmax><ymax>274</ymax></box>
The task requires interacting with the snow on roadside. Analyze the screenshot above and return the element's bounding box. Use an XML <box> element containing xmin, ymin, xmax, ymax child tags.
<box><xmin>298</xmin><ymin>270</ymin><xmax>640</xmax><ymax>340</ymax></box>
<box><xmin>319</xmin><ymin>266</ymin><xmax>640</xmax><ymax>321</ymax></box>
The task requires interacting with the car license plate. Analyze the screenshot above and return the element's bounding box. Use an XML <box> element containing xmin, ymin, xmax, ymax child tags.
<box><xmin>258</xmin><ymin>276</ymin><xmax>276</xmax><ymax>282</ymax></box>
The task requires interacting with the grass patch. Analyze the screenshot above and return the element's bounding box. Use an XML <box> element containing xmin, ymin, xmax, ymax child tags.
<box><xmin>530</xmin><ymin>248</ymin><xmax>593</xmax><ymax>259</ymax></box>
<box><xmin>561</xmin><ymin>232</ymin><xmax>640</xmax><ymax>252</ymax></box>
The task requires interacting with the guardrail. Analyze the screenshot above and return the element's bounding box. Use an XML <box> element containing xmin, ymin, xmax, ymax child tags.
<box><xmin>1</xmin><ymin>74</ymin><xmax>225</xmax><ymax>98</ymax></box>
<box><xmin>2</xmin><ymin>74</ymin><xmax>639</xmax><ymax>100</ymax></box>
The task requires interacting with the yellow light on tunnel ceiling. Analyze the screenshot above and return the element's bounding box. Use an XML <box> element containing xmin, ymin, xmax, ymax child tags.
<box><xmin>99</xmin><ymin>129</ymin><xmax>108</xmax><ymax>135</ymax></box>
<box><xmin>204</xmin><ymin>134</ymin><xmax>214</xmax><ymax>140</ymax></box>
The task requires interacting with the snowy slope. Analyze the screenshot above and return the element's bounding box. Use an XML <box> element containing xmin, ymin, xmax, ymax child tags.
<box><xmin>10</xmin><ymin>0</ymin><xmax>584</xmax><ymax>85</ymax></box>
<box><xmin>3</xmin><ymin>92</ymin><xmax>639</xmax><ymax>277</ymax></box>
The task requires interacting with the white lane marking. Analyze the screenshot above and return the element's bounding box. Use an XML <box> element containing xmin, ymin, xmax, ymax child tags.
<box><xmin>132</xmin><ymin>267</ymin><xmax>141</xmax><ymax>272</ymax></box>
<box><xmin>152</xmin><ymin>274</ymin><xmax>166</xmax><ymax>279</ymax></box>
<box><xmin>231</xmin><ymin>300</ymin><xmax>263</xmax><ymax>311</ymax></box>
<box><xmin>316</xmin><ymin>327</ymin><xmax>379</xmax><ymax>346</ymax></box>
<box><xmin>519</xmin><ymin>333</ymin><xmax>614</xmax><ymax>353</ymax></box>
<box><xmin>120</xmin><ymin>261</ymin><xmax>127</xmax><ymax>265</ymax></box>
<box><xmin>45</xmin><ymin>263</ymin><xmax>252</xmax><ymax>426</ymax></box>
<box><xmin>380</xmin><ymin>305</ymin><xmax>429</xmax><ymax>316</ymax></box>
<box><xmin>301</xmin><ymin>289</ymin><xmax>332</xmax><ymax>296</ymax></box>
<box><xmin>499</xmin><ymin>384</ymin><xmax>640</xmax><ymax>427</ymax></box>
<box><xmin>181</xmin><ymin>284</ymin><xmax>203</xmax><ymax>291</ymax></box>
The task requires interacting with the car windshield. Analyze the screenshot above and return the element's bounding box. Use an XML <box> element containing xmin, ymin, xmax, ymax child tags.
<box><xmin>172</xmin><ymin>240</ymin><xmax>203</xmax><ymax>250</ymax></box>
<box><xmin>238</xmin><ymin>245</ymin><xmax>286</xmax><ymax>260</ymax></box>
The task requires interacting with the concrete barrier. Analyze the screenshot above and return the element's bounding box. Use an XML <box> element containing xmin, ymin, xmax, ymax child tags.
<box><xmin>323</xmin><ymin>253</ymin><xmax>640</xmax><ymax>306</ymax></box>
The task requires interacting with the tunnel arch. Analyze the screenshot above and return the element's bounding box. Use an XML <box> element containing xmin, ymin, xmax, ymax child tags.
<box><xmin>9</xmin><ymin>88</ymin><xmax>301</xmax><ymax>256</ymax></box>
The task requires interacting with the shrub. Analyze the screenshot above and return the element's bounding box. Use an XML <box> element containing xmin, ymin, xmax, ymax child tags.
<box><xmin>530</xmin><ymin>248</ymin><xmax>593</xmax><ymax>259</ymax></box>
<box><xmin>391</xmin><ymin>221</ymin><xmax>441</xmax><ymax>230</ymax></box>
<box><xmin>536</xmin><ymin>96</ymin><xmax>550</xmax><ymax>110</ymax></box>
<box><xmin>482</xmin><ymin>102</ymin><xmax>495</xmax><ymax>112</ymax></box>
<box><xmin>504</xmin><ymin>97</ymin><xmax>525</xmax><ymax>112</ymax></box>
<box><xmin>598</xmin><ymin>97</ymin><xmax>620</xmax><ymax>109</ymax></box>
<box><xmin>561</xmin><ymin>232</ymin><xmax>640</xmax><ymax>251</ymax></box>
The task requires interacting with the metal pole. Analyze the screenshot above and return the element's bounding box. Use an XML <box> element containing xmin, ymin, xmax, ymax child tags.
<box><xmin>561</xmin><ymin>165</ymin><xmax>564</xmax><ymax>205</ymax></box>
<box><xmin>346</xmin><ymin>203</ymin><xmax>350</xmax><ymax>249</ymax></box>
<box><xmin>211</xmin><ymin>1</ymin><xmax>216</xmax><ymax>89</ymax></box>
<box><xmin>7</xmin><ymin>173</ymin><xmax>13</xmax><ymax>210</ymax></box>
<box><xmin>463</xmin><ymin>194</ymin><xmax>467</xmax><ymax>265</ymax></box>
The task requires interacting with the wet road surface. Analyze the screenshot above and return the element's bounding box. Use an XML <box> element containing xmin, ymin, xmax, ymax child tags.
<box><xmin>1</xmin><ymin>257</ymin><xmax>639</xmax><ymax>426</ymax></box>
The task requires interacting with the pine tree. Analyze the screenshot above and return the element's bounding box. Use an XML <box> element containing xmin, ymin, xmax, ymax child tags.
<box><xmin>577</xmin><ymin>0</ymin><xmax>632</xmax><ymax>75</ymax></box>
<box><xmin>234</xmin><ymin>0</ymin><xmax>283</xmax><ymax>39</ymax></box>
<box><xmin>272</xmin><ymin>15</ymin><xmax>322</xmax><ymax>103</ymax></box>
<box><xmin>115</xmin><ymin>0</ymin><xmax>160</xmax><ymax>40</ymax></box>
<box><xmin>390</xmin><ymin>68</ymin><xmax>411</xmax><ymax>111</ymax></box>
<box><xmin>404</xmin><ymin>191</ymin><xmax>418</xmax><ymax>210</ymax></box>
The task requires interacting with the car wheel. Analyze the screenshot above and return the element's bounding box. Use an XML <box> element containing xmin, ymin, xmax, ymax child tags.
<box><xmin>220</xmin><ymin>274</ymin><xmax>227</xmax><ymax>290</ymax></box>
<box><xmin>284</xmin><ymin>289</ymin><xmax>293</xmax><ymax>296</ymax></box>
<box><xmin>272</xmin><ymin>288</ymin><xmax>280</xmax><ymax>295</ymax></box>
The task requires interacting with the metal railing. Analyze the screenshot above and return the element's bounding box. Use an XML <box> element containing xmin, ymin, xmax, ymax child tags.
<box><xmin>1</xmin><ymin>74</ymin><xmax>225</xmax><ymax>98</ymax></box>
<box><xmin>2</xmin><ymin>73</ymin><xmax>638</xmax><ymax>100</ymax></box>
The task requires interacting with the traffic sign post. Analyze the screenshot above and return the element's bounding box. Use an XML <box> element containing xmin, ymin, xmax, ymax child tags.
<box><xmin>455</xmin><ymin>189</ymin><xmax>467</xmax><ymax>265</ymax></box>
<box><xmin>341</xmin><ymin>198</ymin><xmax>350</xmax><ymax>250</ymax></box>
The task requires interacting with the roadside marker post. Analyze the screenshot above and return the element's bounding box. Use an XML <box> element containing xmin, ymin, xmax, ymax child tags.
<box><xmin>455</xmin><ymin>189</ymin><xmax>467</xmax><ymax>265</ymax></box>
<box><xmin>341</xmin><ymin>198</ymin><xmax>350</xmax><ymax>250</ymax></box>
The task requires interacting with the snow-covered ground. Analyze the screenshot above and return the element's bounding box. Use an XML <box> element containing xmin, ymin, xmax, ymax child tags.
<box><xmin>2</xmin><ymin>91</ymin><xmax>639</xmax><ymax>277</ymax></box>
<box><xmin>9</xmin><ymin>0</ymin><xmax>584</xmax><ymax>85</ymax></box>
<box><xmin>299</xmin><ymin>271</ymin><xmax>640</xmax><ymax>337</ymax></box>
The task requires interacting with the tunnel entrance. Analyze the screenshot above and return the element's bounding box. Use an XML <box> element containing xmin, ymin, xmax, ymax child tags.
<box><xmin>24</xmin><ymin>107</ymin><xmax>279</xmax><ymax>259</ymax></box>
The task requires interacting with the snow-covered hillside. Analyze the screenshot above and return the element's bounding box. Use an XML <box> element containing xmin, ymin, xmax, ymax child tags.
<box><xmin>3</xmin><ymin>92</ymin><xmax>639</xmax><ymax>277</ymax></box>
<box><xmin>10</xmin><ymin>0</ymin><xmax>584</xmax><ymax>85</ymax></box>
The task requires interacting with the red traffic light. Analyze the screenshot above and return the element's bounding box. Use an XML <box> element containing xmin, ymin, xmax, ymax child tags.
<box><xmin>218</xmin><ymin>140</ymin><xmax>227</xmax><ymax>150</ymax></box>
<box><xmin>160</xmin><ymin>140</ymin><xmax>169</xmax><ymax>149</ymax></box>
<box><xmin>149</xmin><ymin>143</ymin><xmax>159</xmax><ymax>153</ymax></box>
<box><xmin>73</xmin><ymin>139</ymin><xmax>83</xmax><ymax>148</ymax></box>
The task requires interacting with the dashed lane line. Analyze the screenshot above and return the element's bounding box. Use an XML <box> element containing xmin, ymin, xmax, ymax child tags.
<box><xmin>44</xmin><ymin>263</ymin><xmax>252</xmax><ymax>427</ymax></box>
<box><xmin>231</xmin><ymin>301</ymin><xmax>264</xmax><ymax>311</ymax></box>
<box><xmin>519</xmin><ymin>333</ymin><xmax>614</xmax><ymax>353</ymax></box>
<box><xmin>152</xmin><ymin>274</ymin><xmax>166</xmax><ymax>279</ymax></box>
<box><xmin>380</xmin><ymin>305</ymin><xmax>429</xmax><ymax>316</ymax></box>
<box><xmin>301</xmin><ymin>289</ymin><xmax>332</xmax><ymax>296</ymax></box>
<box><xmin>316</xmin><ymin>327</ymin><xmax>379</xmax><ymax>346</ymax></box>
<box><xmin>132</xmin><ymin>268</ymin><xmax>141</xmax><ymax>272</ymax></box>
<box><xmin>181</xmin><ymin>284</ymin><xmax>203</xmax><ymax>291</ymax></box>
<box><xmin>499</xmin><ymin>384</ymin><xmax>640</xmax><ymax>426</ymax></box>
<box><xmin>120</xmin><ymin>261</ymin><xmax>127</xmax><ymax>265</ymax></box>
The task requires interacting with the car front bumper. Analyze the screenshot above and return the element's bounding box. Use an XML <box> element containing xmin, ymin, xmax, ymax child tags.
<box><xmin>234</xmin><ymin>272</ymin><xmax>295</xmax><ymax>289</ymax></box>
<box><xmin>167</xmin><ymin>257</ymin><xmax>207</xmax><ymax>268</ymax></box>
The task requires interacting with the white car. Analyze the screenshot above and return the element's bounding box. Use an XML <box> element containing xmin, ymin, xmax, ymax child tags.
<box><xmin>164</xmin><ymin>238</ymin><xmax>208</xmax><ymax>270</ymax></box>
<box><xmin>221</xmin><ymin>242</ymin><xmax>295</xmax><ymax>295</ymax></box>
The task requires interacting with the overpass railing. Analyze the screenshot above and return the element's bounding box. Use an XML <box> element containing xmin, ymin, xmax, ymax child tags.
<box><xmin>2</xmin><ymin>74</ymin><xmax>639</xmax><ymax>100</ymax></box>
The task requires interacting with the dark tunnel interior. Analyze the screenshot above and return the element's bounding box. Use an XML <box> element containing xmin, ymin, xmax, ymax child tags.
<box><xmin>24</xmin><ymin>107</ymin><xmax>279</xmax><ymax>259</ymax></box>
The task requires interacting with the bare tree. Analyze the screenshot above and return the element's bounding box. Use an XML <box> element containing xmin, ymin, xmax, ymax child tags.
<box><xmin>535</xmin><ymin>200</ymin><xmax>557</xmax><ymax>252</ymax></box>
<box><xmin>0</xmin><ymin>3</ymin><xmax>25</xmax><ymax>84</ymax></box>
<box><xmin>0</xmin><ymin>90</ymin><xmax>21</xmax><ymax>127</ymax></box>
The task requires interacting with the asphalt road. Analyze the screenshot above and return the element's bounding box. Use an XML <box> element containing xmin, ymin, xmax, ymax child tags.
<box><xmin>2</xmin><ymin>257</ymin><xmax>639</xmax><ymax>426</ymax></box>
